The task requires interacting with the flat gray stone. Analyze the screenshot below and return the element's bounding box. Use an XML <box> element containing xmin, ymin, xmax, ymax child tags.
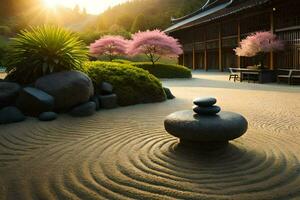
<box><xmin>98</xmin><ymin>94</ymin><xmax>118</xmax><ymax>109</ymax></box>
<box><xmin>193</xmin><ymin>105</ymin><xmax>221</xmax><ymax>115</ymax></box>
<box><xmin>164</xmin><ymin>110</ymin><xmax>248</xmax><ymax>143</ymax></box>
<box><xmin>16</xmin><ymin>87</ymin><xmax>54</xmax><ymax>116</ymax></box>
<box><xmin>39</xmin><ymin>112</ymin><xmax>58</xmax><ymax>121</ymax></box>
<box><xmin>0</xmin><ymin>106</ymin><xmax>25</xmax><ymax>124</ymax></box>
<box><xmin>193</xmin><ymin>97</ymin><xmax>217</xmax><ymax>107</ymax></box>
<box><xmin>69</xmin><ymin>101</ymin><xmax>96</xmax><ymax>117</ymax></box>
<box><xmin>0</xmin><ymin>82</ymin><xmax>21</xmax><ymax>108</ymax></box>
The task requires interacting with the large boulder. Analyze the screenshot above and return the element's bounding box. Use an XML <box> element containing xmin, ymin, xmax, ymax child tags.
<box><xmin>35</xmin><ymin>71</ymin><xmax>94</xmax><ymax>111</ymax></box>
<box><xmin>0</xmin><ymin>82</ymin><xmax>21</xmax><ymax>108</ymax></box>
<box><xmin>16</xmin><ymin>87</ymin><xmax>54</xmax><ymax>116</ymax></box>
<box><xmin>69</xmin><ymin>101</ymin><xmax>96</xmax><ymax>117</ymax></box>
<box><xmin>0</xmin><ymin>106</ymin><xmax>25</xmax><ymax>124</ymax></box>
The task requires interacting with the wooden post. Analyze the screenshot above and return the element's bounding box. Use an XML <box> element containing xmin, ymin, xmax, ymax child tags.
<box><xmin>218</xmin><ymin>23</ymin><xmax>223</xmax><ymax>71</ymax></box>
<box><xmin>182</xmin><ymin>53</ymin><xmax>185</xmax><ymax>66</ymax></box>
<box><xmin>237</xmin><ymin>20</ymin><xmax>241</xmax><ymax>68</ymax></box>
<box><xmin>270</xmin><ymin>10</ymin><xmax>274</xmax><ymax>70</ymax></box>
<box><xmin>204</xmin><ymin>31</ymin><xmax>208</xmax><ymax>71</ymax></box>
<box><xmin>192</xmin><ymin>47</ymin><xmax>196</xmax><ymax>70</ymax></box>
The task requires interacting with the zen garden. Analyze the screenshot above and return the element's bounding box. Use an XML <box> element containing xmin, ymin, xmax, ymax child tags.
<box><xmin>1</xmin><ymin>0</ymin><xmax>300</xmax><ymax>199</ymax></box>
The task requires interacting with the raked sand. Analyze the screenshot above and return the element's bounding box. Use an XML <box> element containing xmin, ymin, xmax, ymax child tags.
<box><xmin>1</xmin><ymin>71</ymin><xmax>300</xmax><ymax>200</ymax></box>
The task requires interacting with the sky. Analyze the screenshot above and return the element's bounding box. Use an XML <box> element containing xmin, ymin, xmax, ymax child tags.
<box><xmin>42</xmin><ymin>0</ymin><xmax>130</xmax><ymax>14</ymax></box>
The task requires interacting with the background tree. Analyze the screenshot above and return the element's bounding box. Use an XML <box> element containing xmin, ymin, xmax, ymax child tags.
<box><xmin>90</xmin><ymin>35</ymin><xmax>128</xmax><ymax>61</ymax></box>
<box><xmin>234</xmin><ymin>31</ymin><xmax>284</xmax><ymax>68</ymax></box>
<box><xmin>85</xmin><ymin>0</ymin><xmax>206</xmax><ymax>34</ymax></box>
<box><xmin>127</xmin><ymin>30</ymin><xmax>183</xmax><ymax>65</ymax></box>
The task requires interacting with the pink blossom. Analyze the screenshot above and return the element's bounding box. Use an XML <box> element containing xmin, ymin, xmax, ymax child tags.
<box><xmin>89</xmin><ymin>35</ymin><xmax>129</xmax><ymax>60</ymax></box>
<box><xmin>127</xmin><ymin>30</ymin><xmax>183</xmax><ymax>64</ymax></box>
<box><xmin>234</xmin><ymin>31</ymin><xmax>284</xmax><ymax>57</ymax></box>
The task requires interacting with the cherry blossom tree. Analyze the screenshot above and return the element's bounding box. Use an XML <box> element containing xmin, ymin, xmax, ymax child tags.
<box><xmin>234</xmin><ymin>31</ymin><xmax>284</xmax><ymax>68</ymax></box>
<box><xmin>127</xmin><ymin>30</ymin><xmax>183</xmax><ymax>65</ymax></box>
<box><xmin>89</xmin><ymin>35</ymin><xmax>129</xmax><ymax>61</ymax></box>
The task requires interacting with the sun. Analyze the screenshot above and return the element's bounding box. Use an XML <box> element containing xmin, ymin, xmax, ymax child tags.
<box><xmin>42</xmin><ymin>0</ymin><xmax>59</xmax><ymax>9</ymax></box>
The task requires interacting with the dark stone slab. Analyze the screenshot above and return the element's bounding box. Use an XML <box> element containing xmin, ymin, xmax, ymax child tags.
<box><xmin>193</xmin><ymin>105</ymin><xmax>221</xmax><ymax>115</ymax></box>
<box><xmin>39</xmin><ymin>112</ymin><xmax>58</xmax><ymax>121</ymax></box>
<box><xmin>98</xmin><ymin>94</ymin><xmax>118</xmax><ymax>109</ymax></box>
<box><xmin>163</xmin><ymin>87</ymin><xmax>175</xmax><ymax>99</ymax></box>
<box><xmin>164</xmin><ymin>110</ymin><xmax>248</xmax><ymax>143</ymax></box>
<box><xmin>90</xmin><ymin>96</ymin><xmax>100</xmax><ymax>111</ymax></box>
<box><xmin>35</xmin><ymin>71</ymin><xmax>94</xmax><ymax>111</ymax></box>
<box><xmin>0</xmin><ymin>106</ymin><xmax>25</xmax><ymax>124</ymax></box>
<box><xmin>100</xmin><ymin>82</ymin><xmax>113</xmax><ymax>95</ymax></box>
<box><xmin>16</xmin><ymin>87</ymin><xmax>54</xmax><ymax>116</ymax></box>
<box><xmin>0</xmin><ymin>82</ymin><xmax>21</xmax><ymax>108</ymax></box>
<box><xmin>69</xmin><ymin>101</ymin><xmax>96</xmax><ymax>117</ymax></box>
<box><xmin>193</xmin><ymin>97</ymin><xmax>217</xmax><ymax>107</ymax></box>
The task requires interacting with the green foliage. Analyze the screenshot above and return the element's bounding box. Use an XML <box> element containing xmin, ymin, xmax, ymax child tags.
<box><xmin>112</xmin><ymin>59</ymin><xmax>133</xmax><ymax>64</ymax></box>
<box><xmin>0</xmin><ymin>36</ymin><xmax>8</xmax><ymax>66</ymax></box>
<box><xmin>79</xmin><ymin>25</ymin><xmax>131</xmax><ymax>45</ymax></box>
<box><xmin>83</xmin><ymin>61</ymin><xmax>166</xmax><ymax>106</ymax></box>
<box><xmin>0</xmin><ymin>26</ymin><xmax>12</xmax><ymax>36</ymax></box>
<box><xmin>5</xmin><ymin>25</ymin><xmax>88</xmax><ymax>84</ymax></box>
<box><xmin>88</xmin><ymin>0</ymin><xmax>207</xmax><ymax>33</ymax></box>
<box><xmin>131</xmin><ymin>62</ymin><xmax>192</xmax><ymax>78</ymax></box>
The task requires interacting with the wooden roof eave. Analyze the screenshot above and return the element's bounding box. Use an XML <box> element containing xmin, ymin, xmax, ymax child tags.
<box><xmin>165</xmin><ymin>0</ymin><xmax>271</xmax><ymax>34</ymax></box>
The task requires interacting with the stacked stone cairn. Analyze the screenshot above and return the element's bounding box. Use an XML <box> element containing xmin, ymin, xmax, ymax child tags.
<box><xmin>193</xmin><ymin>97</ymin><xmax>221</xmax><ymax>115</ymax></box>
<box><xmin>164</xmin><ymin>96</ymin><xmax>248</xmax><ymax>147</ymax></box>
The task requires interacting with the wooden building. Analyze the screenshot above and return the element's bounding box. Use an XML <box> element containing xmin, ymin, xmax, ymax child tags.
<box><xmin>165</xmin><ymin>0</ymin><xmax>300</xmax><ymax>70</ymax></box>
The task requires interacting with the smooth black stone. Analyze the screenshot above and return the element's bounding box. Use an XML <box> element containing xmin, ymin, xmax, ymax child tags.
<box><xmin>193</xmin><ymin>97</ymin><xmax>217</xmax><ymax>107</ymax></box>
<box><xmin>35</xmin><ymin>71</ymin><xmax>94</xmax><ymax>111</ymax></box>
<box><xmin>0</xmin><ymin>106</ymin><xmax>25</xmax><ymax>124</ymax></box>
<box><xmin>16</xmin><ymin>87</ymin><xmax>54</xmax><ymax>116</ymax></box>
<box><xmin>164</xmin><ymin>110</ymin><xmax>248</xmax><ymax>143</ymax></box>
<box><xmin>90</xmin><ymin>96</ymin><xmax>100</xmax><ymax>111</ymax></box>
<box><xmin>98</xmin><ymin>94</ymin><xmax>118</xmax><ymax>109</ymax></box>
<box><xmin>69</xmin><ymin>101</ymin><xmax>96</xmax><ymax>117</ymax></box>
<box><xmin>38</xmin><ymin>112</ymin><xmax>58</xmax><ymax>121</ymax></box>
<box><xmin>163</xmin><ymin>87</ymin><xmax>175</xmax><ymax>99</ymax></box>
<box><xmin>0</xmin><ymin>82</ymin><xmax>21</xmax><ymax>108</ymax></box>
<box><xmin>100</xmin><ymin>82</ymin><xmax>113</xmax><ymax>95</ymax></box>
<box><xmin>193</xmin><ymin>105</ymin><xmax>221</xmax><ymax>115</ymax></box>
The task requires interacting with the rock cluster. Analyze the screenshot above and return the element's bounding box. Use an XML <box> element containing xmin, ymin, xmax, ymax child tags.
<box><xmin>0</xmin><ymin>71</ymin><xmax>119</xmax><ymax>124</ymax></box>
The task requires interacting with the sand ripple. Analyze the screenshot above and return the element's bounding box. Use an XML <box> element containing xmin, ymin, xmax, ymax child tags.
<box><xmin>1</xmin><ymin>75</ymin><xmax>300</xmax><ymax>199</ymax></box>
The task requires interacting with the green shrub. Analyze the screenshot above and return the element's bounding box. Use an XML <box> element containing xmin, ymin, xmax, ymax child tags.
<box><xmin>112</xmin><ymin>59</ymin><xmax>133</xmax><ymax>64</ymax></box>
<box><xmin>131</xmin><ymin>62</ymin><xmax>192</xmax><ymax>78</ymax></box>
<box><xmin>5</xmin><ymin>25</ymin><xmax>88</xmax><ymax>84</ymax></box>
<box><xmin>83</xmin><ymin>61</ymin><xmax>166</xmax><ymax>106</ymax></box>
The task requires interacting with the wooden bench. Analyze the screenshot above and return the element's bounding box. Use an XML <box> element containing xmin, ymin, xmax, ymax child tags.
<box><xmin>277</xmin><ymin>69</ymin><xmax>300</xmax><ymax>85</ymax></box>
<box><xmin>228</xmin><ymin>68</ymin><xmax>239</xmax><ymax>82</ymax></box>
<box><xmin>291</xmin><ymin>70</ymin><xmax>300</xmax><ymax>85</ymax></box>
